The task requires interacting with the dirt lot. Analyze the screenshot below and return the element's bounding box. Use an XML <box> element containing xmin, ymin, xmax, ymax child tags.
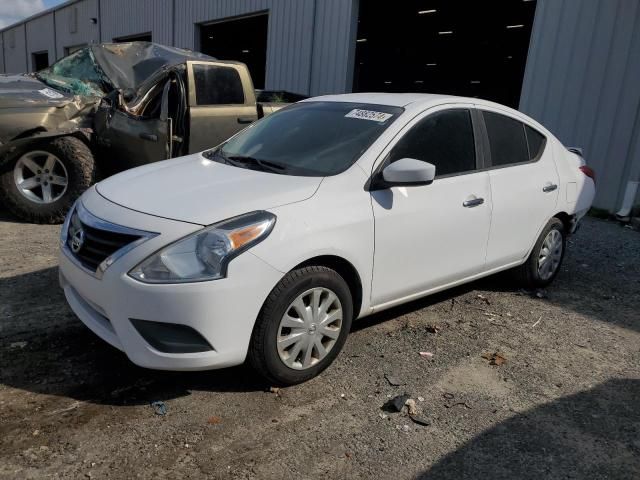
<box><xmin>1</xmin><ymin>215</ymin><xmax>639</xmax><ymax>479</ymax></box>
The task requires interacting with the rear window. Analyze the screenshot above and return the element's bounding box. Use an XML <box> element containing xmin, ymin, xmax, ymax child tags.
<box><xmin>193</xmin><ymin>64</ymin><xmax>244</xmax><ymax>105</ymax></box>
<box><xmin>525</xmin><ymin>125</ymin><xmax>546</xmax><ymax>160</ymax></box>
<box><xmin>483</xmin><ymin>111</ymin><xmax>529</xmax><ymax>167</ymax></box>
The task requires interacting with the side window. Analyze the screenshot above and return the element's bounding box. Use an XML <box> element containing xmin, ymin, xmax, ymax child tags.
<box><xmin>192</xmin><ymin>64</ymin><xmax>245</xmax><ymax>105</ymax></box>
<box><xmin>389</xmin><ymin>109</ymin><xmax>476</xmax><ymax>176</ymax></box>
<box><xmin>482</xmin><ymin>111</ymin><xmax>529</xmax><ymax>167</ymax></box>
<box><xmin>524</xmin><ymin>125</ymin><xmax>546</xmax><ymax>160</ymax></box>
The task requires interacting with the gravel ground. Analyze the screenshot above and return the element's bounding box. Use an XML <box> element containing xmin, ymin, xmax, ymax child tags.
<box><xmin>1</xmin><ymin>215</ymin><xmax>639</xmax><ymax>479</ymax></box>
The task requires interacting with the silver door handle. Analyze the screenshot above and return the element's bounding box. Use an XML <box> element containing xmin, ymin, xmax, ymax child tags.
<box><xmin>543</xmin><ymin>184</ymin><xmax>558</xmax><ymax>192</ymax></box>
<box><xmin>463</xmin><ymin>198</ymin><xmax>484</xmax><ymax>208</ymax></box>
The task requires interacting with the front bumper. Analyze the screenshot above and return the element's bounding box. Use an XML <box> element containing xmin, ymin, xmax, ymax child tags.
<box><xmin>59</xmin><ymin>188</ymin><xmax>283</xmax><ymax>371</ymax></box>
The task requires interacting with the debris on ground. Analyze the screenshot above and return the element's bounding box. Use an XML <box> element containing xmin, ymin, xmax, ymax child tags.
<box><xmin>477</xmin><ymin>294</ymin><xmax>490</xmax><ymax>305</ymax></box>
<box><xmin>409</xmin><ymin>415</ymin><xmax>430</xmax><ymax>426</ymax></box>
<box><xmin>425</xmin><ymin>324</ymin><xmax>440</xmax><ymax>334</ymax></box>
<box><xmin>405</xmin><ymin>398</ymin><xmax>418</xmax><ymax>415</ymax></box>
<box><xmin>268</xmin><ymin>387</ymin><xmax>281</xmax><ymax>397</ymax></box>
<box><xmin>151</xmin><ymin>401</ymin><xmax>167</xmax><ymax>416</ymax></box>
<box><xmin>383</xmin><ymin>394</ymin><xmax>411</xmax><ymax>413</ymax></box>
<box><xmin>207</xmin><ymin>416</ymin><xmax>222</xmax><ymax>425</ymax></box>
<box><xmin>46</xmin><ymin>401</ymin><xmax>81</xmax><ymax>416</ymax></box>
<box><xmin>8</xmin><ymin>341</ymin><xmax>28</xmax><ymax>349</ymax></box>
<box><xmin>444</xmin><ymin>402</ymin><xmax>473</xmax><ymax>410</ymax></box>
<box><xmin>419</xmin><ymin>351</ymin><xmax>434</xmax><ymax>359</ymax></box>
<box><xmin>482</xmin><ymin>352</ymin><xmax>507</xmax><ymax>366</ymax></box>
<box><xmin>531</xmin><ymin>315</ymin><xmax>543</xmax><ymax>328</ymax></box>
<box><xmin>384</xmin><ymin>373</ymin><xmax>404</xmax><ymax>386</ymax></box>
<box><xmin>396</xmin><ymin>424</ymin><xmax>411</xmax><ymax>433</ymax></box>
<box><xmin>534</xmin><ymin>289</ymin><xmax>548</xmax><ymax>299</ymax></box>
<box><xmin>417</xmin><ymin>396</ymin><xmax>425</xmax><ymax>402</ymax></box>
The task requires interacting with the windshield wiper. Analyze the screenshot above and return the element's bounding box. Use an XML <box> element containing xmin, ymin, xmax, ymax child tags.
<box><xmin>226</xmin><ymin>155</ymin><xmax>288</xmax><ymax>174</ymax></box>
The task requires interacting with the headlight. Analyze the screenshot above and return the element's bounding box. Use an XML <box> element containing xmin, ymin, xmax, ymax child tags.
<box><xmin>128</xmin><ymin>211</ymin><xmax>276</xmax><ymax>283</ymax></box>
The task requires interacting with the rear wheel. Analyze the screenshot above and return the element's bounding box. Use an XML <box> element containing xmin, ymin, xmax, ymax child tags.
<box><xmin>248</xmin><ymin>266</ymin><xmax>353</xmax><ymax>386</ymax></box>
<box><xmin>0</xmin><ymin>136</ymin><xmax>96</xmax><ymax>224</ymax></box>
<box><xmin>514</xmin><ymin>217</ymin><xmax>566</xmax><ymax>288</ymax></box>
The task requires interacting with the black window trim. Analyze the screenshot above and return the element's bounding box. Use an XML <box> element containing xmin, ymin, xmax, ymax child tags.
<box><xmin>366</xmin><ymin>106</ymin><xmax>486</xmax><ymax>190</ymax></box>
<box><xmin>476</xmin><ymin>108</ymin><xmax>548</xmax><ymax>171</ymax></box>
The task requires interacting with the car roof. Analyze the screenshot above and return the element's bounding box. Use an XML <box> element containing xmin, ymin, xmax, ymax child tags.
<box><xmin>302</xmin><ymin>92</ymin><xmax>520</xmax><ymax>113</ymax></box>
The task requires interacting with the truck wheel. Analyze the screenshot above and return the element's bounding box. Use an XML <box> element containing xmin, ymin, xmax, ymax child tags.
<box><xmin>248</xmin><ymin>266</ymin><xmax>353</xmax><ymax>386</ymax></box>
<box><xmin>0</xmin><ymin>136</ymin><xmax>96</xmax><ymax>224</ymax></box>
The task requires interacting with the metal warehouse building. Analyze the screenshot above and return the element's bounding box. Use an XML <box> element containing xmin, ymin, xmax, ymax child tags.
<box><xmin>1</xmin><ymin>0</ymin><xmax>639</xmax><ymax>213</ymax></box>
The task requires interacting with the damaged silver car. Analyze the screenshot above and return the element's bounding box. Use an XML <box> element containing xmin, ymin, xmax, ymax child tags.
<box><xmin>0</xmin><ymin>42</ymin><xmax>294</xmax><ymax>223</ymax></box>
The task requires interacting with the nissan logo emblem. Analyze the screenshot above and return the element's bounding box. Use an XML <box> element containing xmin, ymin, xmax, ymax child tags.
<box><xmin>70</xmin><ymin>228</ymin><xmax>85</xmax><ymax>253</ymax></box>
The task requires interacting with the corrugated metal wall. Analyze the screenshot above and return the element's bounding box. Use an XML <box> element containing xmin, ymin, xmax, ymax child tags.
<box><xmin>100</xmin><ymin>0</ymin><xmax>173</xmax><ymax>44</ymax></box>
<box><xmin>54</xmin><ymin>0</ymin><xmax>99</xmax><ymax>57</ymax></box>
<box><xmin>0</xmin><ymin>0</ymin><xmax>357</xmax><ymax>96</ymax></box>
<box><xmin>25</xmin><ymin>13</ymin><xmax>55</xmax><ymax>71</ymax></box>
<box><xmin>2</xmin><ymin>25</ymin><xmax>28</xmax><ymax>73</ymax></box>
<box><xmin>174</xmin><ymin>0</ymin><xmax>356</xmax><ymax>95</ymax></box>
<box><xmin>520</xmin><ymin>0</ymin><xmax>640</xmax><ymax>211</ymax></box>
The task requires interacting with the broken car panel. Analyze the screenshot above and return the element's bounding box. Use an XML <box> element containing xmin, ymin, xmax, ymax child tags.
<box><xmin>0</xmin><ymin>42</ymin><xmax>299</xmax><ymax>224</ymax></box>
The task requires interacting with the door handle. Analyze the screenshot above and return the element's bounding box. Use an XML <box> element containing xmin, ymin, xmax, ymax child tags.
<box><xmin>463</xmin><ymin>197</ymin><xmax>484</xmax><ymax>208</ymax></box>
<box><xmin>237</xmin><ymin>117</ymin><xmax>254</xmax><ymax>124</ymax></box>
<box><xmin>139</xmin><ymin>132</ymin><xmax>158</xmax><ymax>142</ymax></box>
<box><xmin>543</xmin><ymin>183</ymin><xmax>558</xmax><ymax>192</ymax></box>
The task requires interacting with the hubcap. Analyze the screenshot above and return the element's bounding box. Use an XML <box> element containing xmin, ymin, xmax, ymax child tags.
<box><xmin>537</xmin><ymin>229</ymin><xmax>563</xmax><ymax>280</ymax></box>
<box><xmin>277</xmin><ymin>287</ymin><xmax>343</xmax><ymax>370</ymax></box>
<box><xmin>13</xmin><ymin>151</ymin><xmax>68</xmax><ymax>204</ymax></box>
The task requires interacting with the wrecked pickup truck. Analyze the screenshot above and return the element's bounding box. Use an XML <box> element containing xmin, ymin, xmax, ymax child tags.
<box><xmin>0</xmin><ymin>42</ymin><xmax>295</xmax><ymax>223</ymax></box>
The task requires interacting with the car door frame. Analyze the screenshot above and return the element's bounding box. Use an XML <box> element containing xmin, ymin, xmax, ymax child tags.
<box><xmin>472</xmin><ymin>104</ymin><xmax>560</xmax><ymax>268</ymax></box>
<box><xmin>185</xmin><ymin>60</ymin><xmax>259</xmax><ymax>152</ymax></box>
<box><xmin>366</xmin><ymin>102</ymin><xmax>494</xmax><ymax>309</ymax></box>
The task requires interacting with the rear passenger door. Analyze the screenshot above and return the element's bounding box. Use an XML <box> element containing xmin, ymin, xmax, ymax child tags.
<box><xmin>478</xmin><ymin>108</ymin><xmax>559</xmax><ymax>268</ymax></box>
<box><xmin>186</xmin><ymin>61</ymin><xmax>259</xmax><ymax>152</ymax></box>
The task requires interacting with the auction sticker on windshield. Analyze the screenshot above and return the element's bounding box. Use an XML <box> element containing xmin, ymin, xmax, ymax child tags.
<box><xmin>39</xmin><ymin>88</ymin><xmax>64</xmax><ymax>99</ymax></box>
<box><xmin>345</xmin><ymin>109</ymin><xmax>393</xmax><ymax>123</ymax></box>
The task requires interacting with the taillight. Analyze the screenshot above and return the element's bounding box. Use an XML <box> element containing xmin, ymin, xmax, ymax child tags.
<box><xmin>580</xmin><ymin>165</ymin><xmax>596</xmax><ymax>184</ymax></box>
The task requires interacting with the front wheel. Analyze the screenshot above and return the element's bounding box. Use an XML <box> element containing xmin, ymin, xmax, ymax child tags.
<box><xmin>0</xmin><ymin>136</ymin><xmax>96</xmax><ymax>224</ymax></box>
<box><xmin>248</xmin><ymin>266</ymin><xmax>353</xmax><ymax>386</ymax></box>
<box><xmin>514</xmin><ymin>217</ymin><xmax>566</xmax><ymax>288</ymax></box>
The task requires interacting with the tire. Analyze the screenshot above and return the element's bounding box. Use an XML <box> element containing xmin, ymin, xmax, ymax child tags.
<box><xmin>514</xmin><ymin>217</ymin><xmax>566</xmax><ymax>289</ymax></box>
<box><xmin>248</xmin><ymin>266</ymin><xmax>353</xmax><ymax>386</ymax></box>
<box><xmin>0</xmin><ymin>136</ymin><xmax>96</xmax><ymax>224</ymax></box>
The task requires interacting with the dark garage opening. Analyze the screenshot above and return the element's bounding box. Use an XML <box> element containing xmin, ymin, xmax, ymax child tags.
<box><xmin>32</xmin><ymin>51</ymin><xmax>49</xmax><ymax>71</ymax></box>
<box><xmin>200</xmin><ymin>13</ymin><xmax>269</xmax><ymax>89</ymax></box>
<box><xmin>353</xmin><ymin>0</ymin><xmax>537</xmax><ymax>108</ymax></box>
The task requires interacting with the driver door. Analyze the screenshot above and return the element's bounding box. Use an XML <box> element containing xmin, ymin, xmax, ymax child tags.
<box><xmin>371</xmin><ymin>106</ymin><xmax>492</xmax><ymax>307</ymax></box>
<box><xmin>94</xmin><ymin>81</ymin><xmax>172</xmax><ymax>170</ymax></box>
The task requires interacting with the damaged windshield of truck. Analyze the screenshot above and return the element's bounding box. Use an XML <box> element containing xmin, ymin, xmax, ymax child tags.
<box><xmin>34</xmin><ymin>48</ymin><xmax>109</xmax><ymax>97</ymax></box>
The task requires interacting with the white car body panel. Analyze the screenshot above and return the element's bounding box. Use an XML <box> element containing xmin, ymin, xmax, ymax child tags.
<box><xmin>59</xmin><ymin>93</ymin><xmax>596</xmax><ymax>372</ymax></box>
<box><xmin>96</xmin><ymin>153</ymin><xmax>322</xmax><ymax>225</ymax></box>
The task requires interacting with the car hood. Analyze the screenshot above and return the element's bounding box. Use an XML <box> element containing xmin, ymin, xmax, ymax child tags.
<box><xmin>95</xmin><ymin>153</ymin><xmax>323</xmax><ymax>225</ymax></box>
<box><xmin>0</xmin><ymin>74</ymin><xmax>74</xmax><ymax>108</ymax></box>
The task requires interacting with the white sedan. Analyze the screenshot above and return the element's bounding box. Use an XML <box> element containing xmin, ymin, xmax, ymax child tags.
<box><xmin>59</xmin><ymin>93</ymin><xmax>595</xmax><ymax>385</ymax></box>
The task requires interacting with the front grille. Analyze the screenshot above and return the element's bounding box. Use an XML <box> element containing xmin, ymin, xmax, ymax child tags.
<box><xmin>67</xmin><ymin>211</ymin><xmax>141</xmax><ymax>272</ymax></box>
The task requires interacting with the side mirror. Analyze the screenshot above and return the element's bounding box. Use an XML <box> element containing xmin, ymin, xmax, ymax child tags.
<box><xmin>380</xmin><ymin>158</ymin><xmax>436</xmax><ymax>187</ymax></box>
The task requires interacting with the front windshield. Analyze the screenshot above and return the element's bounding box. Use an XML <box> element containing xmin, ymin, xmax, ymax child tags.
<box><xmin>210</xmin><ymin>101</ymin><xmax>404</xmax><ymax>176</ymax></box>
<box><xmin>35</xmin><ymin>48</ymin><xmax>110</xmax><ymax>97</ymax></box>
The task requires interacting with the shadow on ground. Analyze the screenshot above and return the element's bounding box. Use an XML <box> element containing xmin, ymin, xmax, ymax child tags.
<box><xmin>418</xmin><ymin>379</ymin><xmax>640</xmax><ymax>479</ymax></box>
